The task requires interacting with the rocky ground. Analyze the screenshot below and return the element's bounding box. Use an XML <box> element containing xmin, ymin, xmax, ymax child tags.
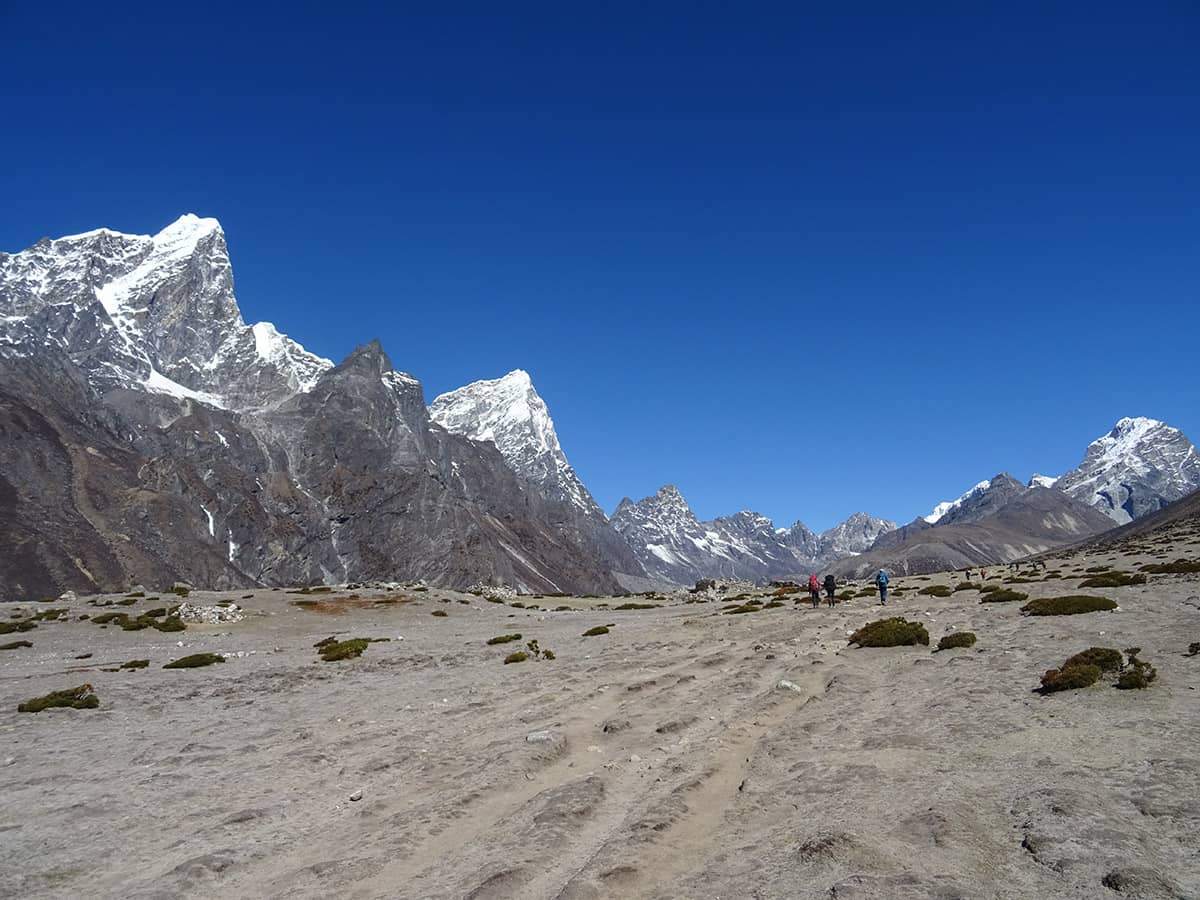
<box><xmin>2</xmin><ymin>520</ymin><xmax>1199</xmax><ymax>899</ymax></box>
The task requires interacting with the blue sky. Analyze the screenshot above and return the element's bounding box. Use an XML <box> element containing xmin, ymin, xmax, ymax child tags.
<box><xmin>2</xmin><ymin>3</ymin><xmax>1197</xmax><ymax>530</ymax></box>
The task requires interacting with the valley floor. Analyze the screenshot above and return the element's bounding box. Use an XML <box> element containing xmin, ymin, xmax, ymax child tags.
<box><xmin>3</xmin><ymin>533</ymin><xmax>1200</xmax><ymax>899</ymax></box>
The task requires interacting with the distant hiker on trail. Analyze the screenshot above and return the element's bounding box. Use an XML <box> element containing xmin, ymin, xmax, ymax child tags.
<box><xmin>874</xmin><ymin>569</ymin><xmax>889</xmax><ymax>605</ymax></box>
<box><xmin>824</xmin><ymin>574</ymin><xmax>836</xmax><ymax>605</ymax></box>
<box><xmin>964</xmin><ymin>569</ymin><xmax>972</xmax><ymax>580</ymax></box>
<box><xmin>809</xmin><ymin>574</ymin><xmax>821</xmax><ymax>607</ymax></box>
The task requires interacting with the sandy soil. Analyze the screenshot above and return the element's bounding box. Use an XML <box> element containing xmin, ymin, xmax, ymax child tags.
<box><xmin>2</xmin><ymin>525</ymin><xmax>1199</xmax><ymax>899</ymax></box>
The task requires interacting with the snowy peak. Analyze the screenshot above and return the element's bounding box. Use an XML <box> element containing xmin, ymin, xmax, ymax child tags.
<box><xmin>1028</xmin><ymin>473</ymin><xmax>1059</xmax><ymax>489</ymax></box>
<box><xmin>429</xmin><ymin>370</ymin><xmax>601</xmax><ymax>516</ymax></box>
<box><xmin>1056</xmin><ymin>417</ymin><xmax>1200</xmax><ymax>523</ymax></box>
<box><xmin>819</xmin><ymin>512</ymin><xmax>898</xmax><ymax>556</ymax></box>
<box><xmin>925</xmin><ymin>479</ymin><xmax>992</xmax><ymax>524</ymax></box>
<box><xmin>611</xmin><ymin>486</ymin><xmax>897</xmax><ymax>586</ymax></box>
<box><xmin>1</xmin><ymin>213</ymin><xmax>334</xmax><ymax>409</ymax></box>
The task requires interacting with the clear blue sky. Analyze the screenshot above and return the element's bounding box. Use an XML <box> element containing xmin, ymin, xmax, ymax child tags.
<box><xmin>3</xmin><ymin>3</ymin><xmax>1197</xmax><ymax>530</ymax></box>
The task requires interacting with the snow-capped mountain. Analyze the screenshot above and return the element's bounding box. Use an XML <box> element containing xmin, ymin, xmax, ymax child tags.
<box><xmin>820</xmin><ymin>512</ymin><xmax>897</xmax><ymax>556</ymax></box>
<box><xmin>924</xmin><ymin>480</ymin><xmax>992</xmax><ymax>524</ymax></box>
<box><xmin>430</xmin><ymin>370</ymin><xmax>598</xmax><ymax>516</ymax></box>
<box><xmin>1055</xmin><ymin>417</ymin><xmax>1200</xmax><ymax>523</ymax></box>
<box><xmin>0</xmin><ymin>215</ymin><xmax>629</xmax><ymax>597</ymax></box>
<box><xmin>610</xmin><ymin>485</ymin><xmax>896</xmax><ymax>586</ymax></box>
<box><xmin>0</xmin><ymin>214</ymin><xmax>332</xmax><ymax>409</ymax></box>
<box><xmin>1028</xmin><ymin>473</ymin><xmax>1059</xmax><ymax>489</ymax></box>
<box><xmin>429</xmin><ymin>370</ymin><xmax>645</xmax><ymax>581</ymax></box>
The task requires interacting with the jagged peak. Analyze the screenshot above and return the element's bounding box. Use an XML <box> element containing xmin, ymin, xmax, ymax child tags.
<box><xmin>54</xmin><ymin>212</ymin><xmax>223</xmax><ymax>247</ymax></box>
<box><xmin>1111</xmin><ymin>415</ymin><xmax>1166</xmax><ymax>435</ymax></box>
<box><xmin>337</xmin><ymin>339</ymin><xmax>394</xmax><ymax>375</ymax></box>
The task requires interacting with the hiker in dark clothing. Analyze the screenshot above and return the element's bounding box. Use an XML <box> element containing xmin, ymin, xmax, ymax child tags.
<box><xmin>874</xmin><ymin>569</ymin><xmax>889</xmax><ymax>605</ymax></box>
<box><xmin>824</xmin><ymin>574</ymin><xmax>836</xmax><ymax>605</ymax></box>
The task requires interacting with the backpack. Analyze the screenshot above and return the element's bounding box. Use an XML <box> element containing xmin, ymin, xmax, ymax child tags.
<box><xmin>877</xmin><ymin>571</ymin><xmax>889</xmax><ymax>586</ymax></box>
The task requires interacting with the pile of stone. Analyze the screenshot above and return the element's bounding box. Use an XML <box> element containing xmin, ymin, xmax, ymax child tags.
<box><xmin>469</xmin><ymin>583</ymin><xmax>517</xmax><ymax>602</ymax></box>
<box><xmin>176</xmin><ymin>601</ymin><xmax>244</xmax><ymax>624</ymax></box>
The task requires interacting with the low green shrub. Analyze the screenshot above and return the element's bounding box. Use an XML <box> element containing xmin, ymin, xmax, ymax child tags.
<box><xmin>120</xmin><ymin>659</ymin><xmax>150</xmax><ymax>669</ymax></box>
<box><xmin>848</xmin><ymin>617</ymin><xmax>929</xmax><ymax>647</ymax></box>
<box><xmin>1005</xmin><ymin>577</ymin><xmax>1039</xmax><ymax>584</ymax></box>
<box><xmin>952</xmin><ymin>582</ymin><xmax>978</xmax><ymax>592</ymax></box>
<box><xmin>0</xmin><ymin>640</ymin><xmax>33</xmax><ymax>650</ymax></box>
<box><xmin>979</xmin><ymin>584</ymin><xmax>1000</xmax><ymax>594</ymax></box>
<box><xmin>318</xmin><ymin>639</ymin><xmax>370</xmax><ymax>662</ymax></box>
<box><xmin>486</xmin><ymin>633</ymin><xmax>522</xmax><ymax>645</ymax></box>
<box><xmin>431</xmin><ymin>610</ymin><xmax>448</xmax><ymax>617</ymax></box>
<box><xmin>1062</xmin><ymin>647</ymin><xmax>1123</xmax><ymax>672</ymax></box>
<box><xmin>919</xmin><ymin>585</ymin><xmax>953</xmax><ymax>597</ymax></box>
<box><xmin>1040</xmin><ymin>663</ymin><xmax>1102</xmax><ymax>693</ymax></box>
<box><xmin>837</xmin><ymin>591</ymin><xmax>855</xmax><ymax>602</ymax></box>
<box><xmin>1079</xmin><ymin>572</ymin><xmax>1146</xmax><ymax>588</ymax></box>
<box><xmin>172</xmin><ymin>586</ymin><xmax>191</xmax><ymax>597</ymax></box>
<box><xmin>0</xmin><ymin>620</ymin><xmax>36</xmax><ymax>635</ymax></box>
<box><xmin>18</xmin><ymin>684</ymin><xmax>98</xmax><ymax>712</ymax></box>
<box><xmin>31</xmin><ymin>607</ymin><xmax>68</xmax><ymax>621</ymax></box>
<box><xmin>503</xmin><ymin>651</ymin><xmax>529</xmax><ymax>664</ymax></box>
<box><xmin>1116</xmin><ymin>647</ymin><xmax>1157</xmax><ymax>689</ymax></box>
<box><xmin>1085</xmin><ymin>565</ymin><xmax>1111</xmax><ymax>573</ymax></box>
<box><xmin>582</xmin><ymin>626</ymin><xmax>609</xmax><ymax>637</ymax></box>
<box><xmin>1021</xmin><ymin>595</ymin><xmax>1118</xmax><ymax>616</ymax></box>
<box><xmin>614</xmin><ymin>602</ymin><xmax>657</xmax><ymax>610</ymax></box>
<box><xmin>855</xmin><ymin>588</ymin><xmax>878</xmax><ymax>598</ymax></box>
<box><xmin>1140</xmin><ymin>559</ymin><xmax>1200</xmax><ymax>574</ymax></box>
<box><xmin>979</xmin><ymin>589</ymin><xmax>1029</xmax><ymax>603</ymax></box>
<box><xmin>116</xmin><ymin>597</ymin><xmax>138</xmax><ymax>606</ymax></box>
<box><xmin>163</xmin><ymin>653</ymin><xmax>226</xmax><ymax>669</ymax></box>
<box><xmin>724</xmin><ymin>604</ymin><xmax>763</xmax><ymax>615</ymax></box>
<box><xmin>763</xmin><ymin>600</ymin><xmax>785</xmax><ymax>609</ymax></box>
<box><xmin>126</xmin><ymin>591</ymin><xmax>146</xmax><ymax>598</ymax></box>
<box><xmin>936</xmin><ymin>632</ymin><xmax>976</xmax><ymax>651</ymax></box>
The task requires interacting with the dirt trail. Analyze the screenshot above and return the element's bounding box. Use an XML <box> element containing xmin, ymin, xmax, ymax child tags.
<box><xmin>2</xmin><ymin>525</ymin><xmax>1200</xmax><ymax>899</ymax></box>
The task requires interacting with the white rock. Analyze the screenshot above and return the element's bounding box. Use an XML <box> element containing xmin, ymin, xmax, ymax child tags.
<box><xmin>776</xmin><ymin>680</ymin><xmax>804</xmax><ymax>694</ymax></box>
<box><xmin>349</xmin><ymin>790</ymin><xmax>363</xmax><ymax>802</ymax></box>
<box><xmin>525</xmin><ymin>730</ymin><xmax>557</xmax><ymax>744</ymax></box>
<box><xmin>630</xmin><ymin>755</ymin><xmax>642</xmax><ymax>763</ymax></box>
<box><xmin>58</xmin><ymin>590</ymin><xmax>77</xmax><ymax>602</ymax></box>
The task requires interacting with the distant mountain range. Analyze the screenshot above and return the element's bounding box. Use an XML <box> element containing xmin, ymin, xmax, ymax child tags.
<box><xmin>2</xmin><ymin>214</ymin><xmax>1197</xmax><ymax>597</ymax></box>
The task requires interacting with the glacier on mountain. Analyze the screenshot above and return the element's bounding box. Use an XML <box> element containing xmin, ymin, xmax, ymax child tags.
<box><xmin>1055</xmin><ymin>417</ymin><xmax>1200</xmax><ymax>523</ymax></box>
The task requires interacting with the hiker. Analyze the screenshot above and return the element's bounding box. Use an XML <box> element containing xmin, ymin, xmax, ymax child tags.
<box><xmin>808</xmin><ymin>574</ymin><xmax>821</xmax><ymax>607</ymax></box>
<box><xmin>874</xmin><ymin>569</ymin><xmax>889</xmax><ymax>605</ymax></box>
<box><xmin>981</xmin><ymin>568</ymin><xmax>987</xmax><ymax>580</ymax></box>
<box><xmin>964</xmin><ymin>569</ymin><xmax>972</xmax><ymax>580</ymax></box>
<box><xmin>824</xmin><ymin>574</ymin><xmax>836</xmax><ymax>605</ymax></box>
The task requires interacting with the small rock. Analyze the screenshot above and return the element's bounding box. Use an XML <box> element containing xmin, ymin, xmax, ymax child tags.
<box><xmin>349</xmin><ymin>790</ymin><xmax>363</xmax><ymax>802</ymax></box>
<box><xmin>2</xmin><ymin>757</ymin><xmax>14</xmax><ymax>767</ymax></box>
<box><xmin>58</xmin><ymin>590</ymin><xmax>77</xmax><ymax>603</ymax></box>
<box><xmin>525</xmin><ymin>730</ymin><xmax>557</xmax><ymax>744</ymax></box>
<box><xmin>776</xmin><ymin>680</ymin><xmax>804</xmax><ymax>694</ymax></box>
<box><xmin>630</xmin><ymin>754</ymin><xmax>642</xmax><ymax>763</ymax></box>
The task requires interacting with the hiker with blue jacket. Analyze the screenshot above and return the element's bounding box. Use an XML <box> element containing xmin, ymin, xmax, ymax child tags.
<box><xmin>874</xmin><ymin>569</ymin><xmax>889</xmax><ymax>605</ymax></box>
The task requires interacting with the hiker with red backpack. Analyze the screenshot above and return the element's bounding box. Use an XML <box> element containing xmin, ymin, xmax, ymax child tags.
<box><xmin>808</xmin><ymin>574</ymin><xmax>821</xmax><ymax>607</ymax></box>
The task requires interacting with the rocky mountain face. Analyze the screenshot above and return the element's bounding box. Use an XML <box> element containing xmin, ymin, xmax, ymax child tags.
<box><xmin>0</xmin><ymin>215</ymin><xmax>624</xmax><ymax>597</ymax></box>
<box><xmin>429</xmin><ymin>370</ymin><xmax>646</xmax><ymax>584</ymax></box>
<box><xmin>610</xmin><ymin>485</ymin><xmax>896</xmax><ymax>586</ymax></box>
<box><xmin>833</xmin><ymin>476</ymin><xmax>1116</xmax><ymax>578</ymax></box>
<box><xmin>1055</xmin><ymin>417</ymin><xmax>1200</xmax><ymax>524</ymax></box>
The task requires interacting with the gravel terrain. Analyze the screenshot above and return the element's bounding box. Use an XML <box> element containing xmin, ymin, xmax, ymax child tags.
<box><xmin>2</xmin><ymin>520</ymin><xmax>1199</xmax><ymax>899</ymax></box>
